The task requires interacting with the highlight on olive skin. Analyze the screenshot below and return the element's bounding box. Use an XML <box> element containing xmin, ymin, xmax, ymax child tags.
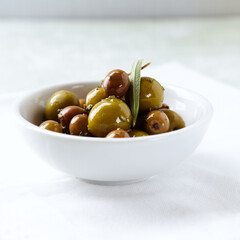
<box><xmin>39</xmin><ymin>60</ymin><xmax>185</xmax><ymax>138</ymax></box>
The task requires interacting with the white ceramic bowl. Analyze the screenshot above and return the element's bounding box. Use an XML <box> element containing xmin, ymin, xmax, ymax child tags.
<box><xmin>14</xmin><ymin>81</ymin><xmax>213</xmax><ymax>185</ymax></box>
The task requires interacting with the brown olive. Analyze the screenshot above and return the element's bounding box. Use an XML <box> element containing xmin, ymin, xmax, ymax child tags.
<box><xmin>69</xmin><ymin>114</ymin><xmax>89</xmax><ymax>136</ymax></box>
<box><xmin>139</xmin><ymin>77</ymin><xmax>164</xmax><ymax>113</ymax></box>
<box><xmin>106</xmin><ymin>129</ymin><xmax>130</xmax><ymax>138</ymax></box>
<box><xmin>86</xmin><ymin>87</ymin><xmax>107</xmax><ymax>108</ymax></box>
<box><xmin>45</xmin><ymin>90</ymin><xmax>80</xmax><ymax>121</ymax></box>
<box><xmin>79</xmin><ymin>98</ymin><xmax>86</xmax><ymax>108</ymax></box>
<box><xmin>128</xmin><ymin>129</ymin><xmax>148</xmax><ymax>137</ymax></box>
<box><xmin>144</xmin><ymin>110</ymin><xmax>169</xmax><ymax>135</ymax></box>
<box><xmin>102</xmin><ymin>69</ymin><xmax>130</xmax><ymax>97</ymax></box>
<box><xmin>39</xmin><ymin>120</ymin><xmax>62</xmax><ymax>133</ymax></box>
<box><xmin>58</xmin><ymin>106</ymin><xmax>86</xmax><ymax>131</ymax></box>
<box><xmin>162</xmin><ymin>109</ymin><xmax>185</xmax><ymax>131</ymax></box>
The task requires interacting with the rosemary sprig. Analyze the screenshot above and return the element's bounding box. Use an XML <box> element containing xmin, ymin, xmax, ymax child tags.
<box><xmin>129</xmin><ymin>60</ymin><xmax>143</xmax><ymax>127</ymax></box>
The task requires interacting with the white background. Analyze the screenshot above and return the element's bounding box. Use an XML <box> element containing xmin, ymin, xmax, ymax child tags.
<box><xmin>1</xmin><ymin>0</ymin><xmax>240</xmax><ymax>18</ymax></box>
<box><xmin>1</xmin><ymin>1</ymin><xmax>240</xmax><ymax>239</ymax></box>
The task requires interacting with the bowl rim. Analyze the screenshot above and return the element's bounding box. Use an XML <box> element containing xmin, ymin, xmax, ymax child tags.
<box><xmin>13</xmin><ymin>81</ymin><xmax>213</xmax><ymax>143</ymax></box>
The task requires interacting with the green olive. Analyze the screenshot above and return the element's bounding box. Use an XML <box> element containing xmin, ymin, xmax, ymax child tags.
<box><xmin>39</xmin><ymin>120</ymin><xmax>62</xmax><ymax>133</ymax></box>
<box><xmin>139</xmin><ymin>77</ymin><xmax>164</xmax><ymax>113</ymax></box>
<box><xmin>162</xmin><ymin>109</ymin><xmax>185</xmax><ymax>131</ymax></box>
<box><xmin>128</xmin><ymin>129</ymin><xmax>148</xmax><ymax>137</ymax></box>
<box><xmin>45</xmin><ymin>90</ymin><xmax>80</xmax><ymax>121</ymax></box>
<box><xmin>86</xmin><ymin>87</ymin><xmax>107</xmax><ymax>108</ymax></box>
<box><xmin>106</xmin><ymin>129</ymin><xmax>130</xmax><ymax>138</ymax></box>
<box><xmin>88</xmin><ymin>97</ymin><xmax>132</xmax><ymax>137</ymax></box>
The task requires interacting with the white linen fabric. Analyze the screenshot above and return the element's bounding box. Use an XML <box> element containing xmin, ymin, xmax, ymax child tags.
<box><xmin>0</xmin><ymin>63</ymin><xmax>240</xmax><ymax>240</ymax></box>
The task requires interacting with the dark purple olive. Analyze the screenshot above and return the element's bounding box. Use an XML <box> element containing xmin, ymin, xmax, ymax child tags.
<box><xmin>102</xmin><ymin>69</ymin><xmax>130</xmax><ymax>97</ymax></box>
<box><xmin>58</xmin><ymin>106</ymin><xmax>86</xmax><ymax>131</ymax></box>
<box><xmin>69</xmin><ymin>114</ymin><xmax>89</xmax><ymax>136</ymax></box>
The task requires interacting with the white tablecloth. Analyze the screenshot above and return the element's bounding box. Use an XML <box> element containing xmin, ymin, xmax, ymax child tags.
<box><xmin>0</xmin><ymin>63</ymin><xmax>240</xmax><ymax>240</ymax></box>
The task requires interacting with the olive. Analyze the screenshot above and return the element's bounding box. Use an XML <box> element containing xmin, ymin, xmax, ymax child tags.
<box><xmin>160</xmin><ymin>103</ymin><xmax>169</xmax><ymax>109</ymax></box>
<box><xmin>162</xmin><ymin>109</ymin><xmax>185</xmax><ymax>131</ymax></box>
<box><xmin>128</xmin><ymin>129</ymin><xmax>148</xmax><ymax>137</ymax></box>
<box><xmin>106</xmin><ymin>129</ymin><xmax>130</xmax><ymax>138</ymax></box>
<box><xmin>102</xmin><ymin>69</ymin><xmax>130</xmax><ymax>97</ymax></box>
<box><xmin>69</xmin><ymin>114</ymin><xmax>89</xmax><ymax>136</ymax></box>
<box><xmin>39</xmin><ymin>120</ymin><xmax>62</xmax><ymax>133</ymax></box>
<box><xmin>79</xmin><ymin>98</ymin><xmax>86</xmax><ymax>108</ymax></box>
<box><xmin>58</xmin><ymin>106</ymin><xmax>86</xmax><ymax>131</ymax></box>
<box><xmin>144</xmin><ymin>110</ymin><xmax>169</xmax><ymax>135</ymax></box>
<box><xmin>88</xmin><ymin>97</ymin><xmax>132</xmax><ymax>137</ymax></box>
<box><xmin>135</xmin><ymin>115</ymin><xmax>146</xmax><ymax>130</ymax></box>
<box><xmin>139</xmin><ymin>77</ymin><xmax>164</xmax><ymax>113</ymax></box>
<box><xmin>86</xmin><ymin>87</ymin><xmax>107</xmax><ymax>109</ymax></box>
<box><xmin>45</xmin><ymin>90</ymin><xmax>80</xmax><ymax>121</ymax></box>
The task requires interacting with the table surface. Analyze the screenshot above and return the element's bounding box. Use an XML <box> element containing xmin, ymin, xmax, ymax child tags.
<box><xmin>0</xmin><ymin>17</ymin><xmax>240</xmax><ymax>94</ymax></box>
<box><xmin>1</xmin><ymin>63</ymin><xmax>240</xmax><ymax>240</ymax></box>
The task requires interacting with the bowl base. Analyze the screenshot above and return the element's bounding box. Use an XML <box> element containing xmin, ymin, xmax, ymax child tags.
<box><xmin>79</xmin><ymin>177</ymin><xmax>150</xmax><ymax>186</ymax></box>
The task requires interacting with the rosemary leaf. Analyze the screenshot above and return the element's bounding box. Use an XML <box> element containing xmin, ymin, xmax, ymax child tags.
<box><xmin>129</xmin><ymin>59</ymin><xmax>143</xmax><ymax>127</ymax></box>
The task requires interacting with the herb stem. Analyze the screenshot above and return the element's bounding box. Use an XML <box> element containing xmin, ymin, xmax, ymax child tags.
<box><xmin>129</xmin><ymin>60</ymin><xmax>143</xmax><ymax>127</ymax></box>
<box><xmin>127</xmin><ymin>62</ymin><xmax>151</xmax><ymax>76</ymax></box>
